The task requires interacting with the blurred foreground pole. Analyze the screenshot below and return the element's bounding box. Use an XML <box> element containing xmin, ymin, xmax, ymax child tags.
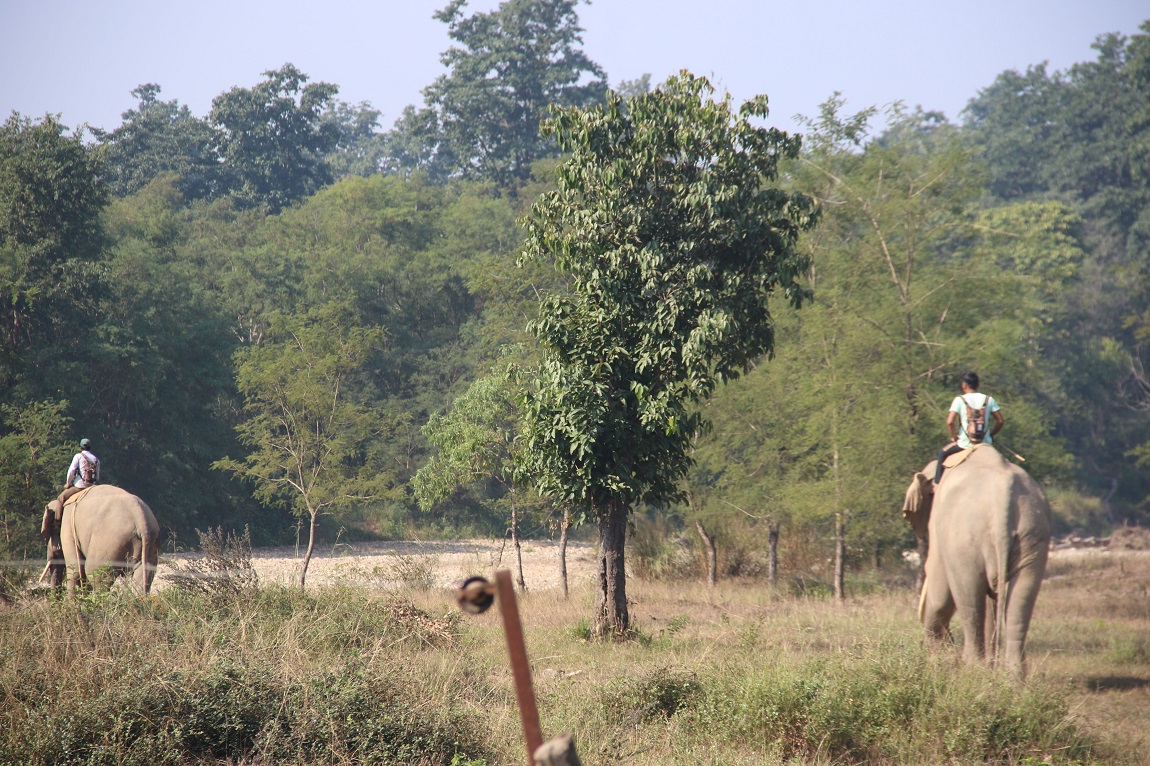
<box><xmin>534</xmin><ymin>733</ymin><xmax>582</xmax><ymax>765</ymax></box>
<box><xmin>494</xmin><ymin>569</ymin><xmax>544</xmax><ymax>762</ymax></box>
<box><xmin>457</xmin><ymin>571</ymin><xmax>581</xmax><ymax>766</ymax></box>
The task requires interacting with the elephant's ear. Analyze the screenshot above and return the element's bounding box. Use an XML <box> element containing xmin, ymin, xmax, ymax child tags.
<box><xmin>40</xmin><ymin>502</ymin><xmax>60</xmax><ymax>541</ymax></box>
<box><xmin>902</xmin><ymin>471</ymin><xmax>933</xmax><ymax>538</ymax></box>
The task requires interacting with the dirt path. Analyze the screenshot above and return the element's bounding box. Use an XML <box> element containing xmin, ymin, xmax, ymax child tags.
<box><xmin>157</xmin><ymin>538</ymin><xmax>600</xmax><ymax>592</ymax></box>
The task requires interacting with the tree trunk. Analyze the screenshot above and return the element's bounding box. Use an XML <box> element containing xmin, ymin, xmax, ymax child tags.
<box><xmin>768</xmin><ymin>520</ymin><xmax>780</xmax><ymax>589</ymax></box>
<box><xmin>592</xmin><ymin>498</ymin><xmax>629</xmax><ymax>638</ymax></box>
<box><xmin>833</xmin><ymin>511</ymin><xmax>847</xmax><ymax>603</ymax></box>
<box><xmin>558</xmin><ymin>506</ymin><xmax>571</xmax><ymax>600</ymax></box>
<box><xmin>511</xmin><ymin>492</ymin><xmax>526</xmax><ymax>592</ymax></box>
<box><xmin>299</xmin><ymin>510</ymin><xmax>317</xmax><ymax>589</ymax></box>
<box><xmin>695</xmin><ymin>519</ymin><xmax>717</xmax><ymax>587</ymax></box>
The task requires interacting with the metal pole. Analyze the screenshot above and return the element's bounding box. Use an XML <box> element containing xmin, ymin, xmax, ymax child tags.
<box><xmin>494</xmin><ymin>569</ymin><xmax>544</xmax><ymax>764</ymax></box>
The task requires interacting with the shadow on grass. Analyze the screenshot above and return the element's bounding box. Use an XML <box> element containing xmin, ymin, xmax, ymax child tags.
<box><xmin>1085</xmin><ymin>676</ymin><xmax>1150</xmax><ymax>692</ymax></box>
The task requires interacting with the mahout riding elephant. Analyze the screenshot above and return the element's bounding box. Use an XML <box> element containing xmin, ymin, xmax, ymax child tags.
<box><xmin>902</xmin><ymin>444</ymin><xmax>1051</xmax><ymax>677</ymax></box>
<box><xmin>42</xmin><ymin>485</ymin><xmax>160</xmax><ymax>595</ymax></box>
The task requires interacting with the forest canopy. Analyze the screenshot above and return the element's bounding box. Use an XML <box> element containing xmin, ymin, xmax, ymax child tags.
<box><xmin>2</xmin><ymin>4</ymin><xmax>1148</xmax><ymax>587</ymax></box>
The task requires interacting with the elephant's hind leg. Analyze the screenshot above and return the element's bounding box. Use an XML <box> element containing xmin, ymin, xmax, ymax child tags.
<box><xmin>955</xmin><ymin>587</ymin><xmax>991</xmax><ymax>664</ymax></box>
<box><xmin>1001</xmin><ymin>558</ymin><xmax>1048</xmax><ymax>677</ymax></box>
<box><xmin>922</xmin><ymin>572</ymin><xmax>956</xmax><ymax>644</ymax></box>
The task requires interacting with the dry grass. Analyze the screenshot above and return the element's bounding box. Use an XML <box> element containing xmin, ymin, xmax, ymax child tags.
<box><xmin>2</xmin><ymin>547</ymin><xmax>1147</xmax><ymax>765</ymax></box>
<box><xmin>1028</xmin><ymin>550</ymin><xmax>1150</xmax><ymax>762</ymax></box>
<box><xmin>393</xmin><ymin>549</ymin><xmax>1150</xmax><ymax>765</ymax></box>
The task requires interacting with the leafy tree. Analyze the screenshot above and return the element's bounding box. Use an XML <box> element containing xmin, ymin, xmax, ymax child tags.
<box><xmin>98</xmin><ymin>84</ymin><xmax>222</xmax><ymax>200</ymax></box>
<box><xmin>263</xmin><ymin>176</ymin><xmax>516</xmax><ymax>519</ymax></box>
<box><xmin>95</xmin><ymin>178</ymin><xmax>258</xmax><ymax>538</ymax></box>
<box><xmin>518</xmin><ymin>72</ymin><xmax>817</xmax><ymax>636</ymax></box>
<box><xmin>386</xmin><ymin>0</ymin><xmax>607</xmax><ymax>188</ymax></box>
<box><xmin>321</xmin><ymin>100</ymin><xmax>388</xmax><ymax>179</ymax></box>
<box><xmin>615</xmin><ymin>74</ymin><xmax>652</xmax><ymax>100</ymax></box>
<box><xmin>214</xmin><ymin>305</ymin><xmax>393</xmax><ymax>586</ymax></box>
<box><xmin>210</xmin><ymin>64</ymin><xmax>341</xmax><ymax>212</ymax></box>
<box><xmin>0</xmin><ymin>113</ymin><xmax>108</xmax><ymax>400</ymax></box>
<box><xmin>0</xmin><ymin>400</ymin><xmax>73</xmax><ymax>570</ymax></box>
<box><xmin>963</xmin><ymin>25</ymin><xmax>1150</xmax><ymax>515</ymax></box>
<box><xmin>412</xmin><ymin>357</ymin><xmax>542</xmax><ymax>589</ymax></box>
<box><xmin>761</xmin><ymin>100</ymin><xmax>1080</xmax><ymax>582</ymax></box>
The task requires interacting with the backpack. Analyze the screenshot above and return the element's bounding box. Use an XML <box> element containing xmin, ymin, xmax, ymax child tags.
<box><xmin>80</xmin><ymin>453</ymin><xmax>98</xmax><ymax>484</ymax></box>
<box><xmin>962</xmin><ymin>395</ymin><xmax>991</xmax><ymax>444</ymax></box>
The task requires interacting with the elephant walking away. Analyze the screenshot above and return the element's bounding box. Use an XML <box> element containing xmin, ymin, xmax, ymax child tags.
<box><xmin>43</xmin><ymin>485</ymin><xmax>160</xmax><ymax>595</ymax></box>
<box><xmin>902</xmin><ymin>444</ymin><xmax>1052</xmax><ymax>677</ymax></box>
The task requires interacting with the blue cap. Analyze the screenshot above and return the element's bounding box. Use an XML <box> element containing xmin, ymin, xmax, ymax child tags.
<box><xmin>79</xmin><ymin>438</ymin><xmax>91</xmax><ymax>449</ymax></box>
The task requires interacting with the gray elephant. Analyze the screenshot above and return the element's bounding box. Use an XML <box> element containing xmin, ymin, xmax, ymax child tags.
<box><xmin>42</xmin><ymin>485</ymin><xmax>160</xmax><ymax>595</ymax></box>
<box><xmin>902</xmin><ymin>444</ymin><xmax>1051</xmax><ymax>676</ymax></box>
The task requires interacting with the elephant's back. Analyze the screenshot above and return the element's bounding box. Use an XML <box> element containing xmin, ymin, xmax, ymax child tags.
<box><xmin>936</xmin><ymin>447</ymin><xmax>1051</xmax><ymax>542</ymax></box>
<box><xmin>71</xmin><ymin>486</ymin><xmax>160</xmax><ymax>542</ymax></box>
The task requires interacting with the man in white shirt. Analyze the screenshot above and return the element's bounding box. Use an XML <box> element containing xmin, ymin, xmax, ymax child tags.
<box><xmin>934</xmin><ymin>372</ymin><xmax>1003</xmax><ymax>484</ymax></box>
<box><xmin>59</xmin><ymin>438</ymin><xmax>101</xmax><ymax>505</ymax></box>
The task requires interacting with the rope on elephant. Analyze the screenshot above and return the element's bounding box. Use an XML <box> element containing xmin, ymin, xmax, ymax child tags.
<box><xmin>62</xmin><ymin>485</ymin><xmax>99</xmax><ymax>508</ymax></box>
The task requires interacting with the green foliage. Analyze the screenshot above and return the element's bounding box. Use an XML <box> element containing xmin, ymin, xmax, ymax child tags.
<box><xmin>2</xmin><ymin>652</ymin><xmax>485</xmax><ymax>766</ymax></box>
<box><xmin>97</xmin><ymin>83</ymin><xmax>222</xmax><ymax>201</ymax></box>
<box><xmin>683</xmin><ymin>652</ymin><xmax>1095</xmax><ymax>763</ymax></box>
<box><xmin>321</xmin><ymin>99</ymin><xmax>389</xmax><ymax>178</ymax></box>
<box><xmin>0</xmin><ymin>400</ymin><xmax>72</xmax><ymax>559</ymax></box>
<box><xmin>413</xmin><ymin>359</ymin><xmax>521</xmax><ymax>509</ymax></box>
<box><xmin>520</xmin><ymin>71</ymin><xmax>817</xmax><ymax>513</ymax></box>
<box><xmin>686</xmin><ymin>98</ymin><xmax>1081</xmax><ymax>573</ymax></box>
<box><xmin>94</xmin><ymin>179</ymin><xmax>253</xmax><ymax>535</ymax></box>
<box><xmin>601</xmin><ymin>666</ymin><xmax>704</xmax><ymax>722</ymax></box>
<box><xmin>0</xmin><ymin>113</ymin><xmax>108</xmax><ymax>380</ymax></box>
<box><xmin>386</xmin><ymin>0</ymin><xmax>607</xmax><ymax>188</ymax></box>
<box><xmin>215</xmin><ymin>304</ymin><xmax>394</xmax><ymax>529</ymax></box>
<box><xmin>964</xmin><ymin>25</ymin><xmax>1150</xmax><ymax>515</ymax></box>
<box><xmin>210</xmin><ymin>63</ymin><xmax>341</xmax><ymax>212</ymax></box>
<box><xmin>3</xmin><ymin>28</ymin><xmax>1148</xmax><ymax>559</ymax></box>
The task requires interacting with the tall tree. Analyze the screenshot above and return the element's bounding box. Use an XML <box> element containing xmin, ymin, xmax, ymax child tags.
<box><xmin>963</xmin><ymin>24</ymin><xmax>1150</xmax><ymax>513</ymax></box>
<box><xmin>518</xmin><ymin>72</ymin><xmax>817</xmax><ymax>636</ymax></box>
<box><xmin>0</xmin><ymin>400</ymin><xmax>73</xmax><ymax>565</ymax></box>
<box><xmin>0</xmin><ymin>114</ymin><xmax>108</xmax><ymax>394</ymax></box>
<box><xmin>412</xmin><ymin>357</ymin><xmax>542</xmax><ymax>590</ymax></box>
<box><xmin>98</xmin><ymin>84</ymin><xmax>222</xmax><ymax>201</ymax></box>
<box><xmin>386</xmin><ymin>0</ymin><xmax>607</xmax><ymax>188</ymax></box>
<box><xmin>765</xmin><ymin>100</ymin><xmax>1080</xmax><ymax>579</ymax></box>
<box><xmin>210</xmin><ymin>64</ymin><xmax>341</xmax><ymax>212</ymax></box>
<box><xmin>95</xmin><ymin>178</ymin><xmax>257</xmax><ymax>537</ymax></box>
<box><xmin>214</xmin><ymin>304</ymin><xmax>393</xmax><ymax>586</ymax></box>
<box><xmin>321</xmin><ymin>100</ymin><xmax>388</xmax><ymax>179</ymax></box>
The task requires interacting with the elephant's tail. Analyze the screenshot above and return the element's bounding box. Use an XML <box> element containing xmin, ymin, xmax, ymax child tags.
<box><xmin>993</xmin><ymin>492</ymin><xmax>1013</xmax><ymax>668</ymax></box>
<box><xmin>137</xmin><ymin>525</ymin><xmax>159</xmax><ymax>594</ymax></box>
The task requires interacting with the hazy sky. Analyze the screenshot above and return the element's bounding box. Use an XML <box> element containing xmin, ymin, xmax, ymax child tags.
<box><xmin>2</xmin><ymin>0</ymin><xmax>1146</xmax><ymax>138</ymax></box>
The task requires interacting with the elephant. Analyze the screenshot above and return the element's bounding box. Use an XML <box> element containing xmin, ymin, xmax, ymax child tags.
<box><xmin>902</xmin><ymin>444</ymin><xmax>1051</xmax><ymax>676</ymax></box>
<box><xmin>42</xmin><ymin>485</ymin><xmax>160</xmax><ymax>595</ymax></box>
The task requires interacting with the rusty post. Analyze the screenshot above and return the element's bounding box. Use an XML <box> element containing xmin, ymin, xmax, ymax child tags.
<box><xmin>494</xmin><ymin>568</ymin><xmax>544</xmax><ymax>764</ymax></box>
<box><xmin>455</xmin><ymin>570</ymin><xmax>547</xmax><ymax>765</ymax></box>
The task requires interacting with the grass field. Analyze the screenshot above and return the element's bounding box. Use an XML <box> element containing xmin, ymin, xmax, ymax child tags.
<box><xmin>0</xmin><ymin>546</ymin><xmax>1146</xmax><ymax>765</ymax></box>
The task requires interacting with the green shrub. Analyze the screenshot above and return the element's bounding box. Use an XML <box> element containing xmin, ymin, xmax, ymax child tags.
<box><xmin>682</xmin><ymin>647</ymin><xmax>1098</xmax><ymax>764</ymax></box>
<box><xmin>601</xmin><ymin>666</ymin><xmax>704</xmax><ymax>723</ymax></box>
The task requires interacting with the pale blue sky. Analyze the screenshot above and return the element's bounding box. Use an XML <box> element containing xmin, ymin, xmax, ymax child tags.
<box><xmin>2</xmin><ymin>0</ymin><xmax>1146</xmax><ymax>138</ymax></box>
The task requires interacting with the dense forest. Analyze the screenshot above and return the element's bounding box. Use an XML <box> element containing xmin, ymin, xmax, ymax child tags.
<box><xmin>2</xmin><ymin>0</ymin><xmax>1148</xmax><ymax>588</ymax></box>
